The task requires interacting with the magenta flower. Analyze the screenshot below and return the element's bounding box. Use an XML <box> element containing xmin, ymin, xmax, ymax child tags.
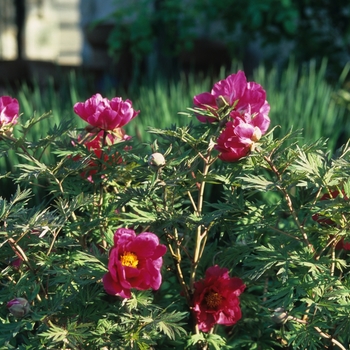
<box><xmin>103</xmin><ymin>228</ymin><xmax>167</xmax><ymax>298</ymax></box>
<box><xmin>193</xmin><ymin>92</ymin><xmax>218</xmax><ymax>123</ymax></box>
<box><xmin>193</xmin><ymin>71</ymin><xmax>270</xmax><ymax>125</ymax></box>
<box><xmin>215</xmin><ymin>111</ymin><xmax>265</xmax><ymax>162</ymax></box>
<box><xmin>73</xmin><ymin>93</ymin><xmax>139</xmax><ymax>131</ymax></box>
<box><xmin>0</xmin><ymin>96</ymin><xmax>19</xmax><ymax>129</ymax></box>
<box><xmin>192</xmin><ymin>266</ymin><xmax>245</xmax><ymax>332</ymax></box>
<box><xmin>7</xmin><ymin>297</ymin><xmax>30</xmax><ymax>318</ymax></box>
<box><xmin>194</xmin><ymin>72</ymin><xmax>270</xmax><ymax>162</ymax></box>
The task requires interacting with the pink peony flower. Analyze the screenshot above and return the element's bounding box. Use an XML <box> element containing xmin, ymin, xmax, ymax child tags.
<box><xmin>7</xmin><ymin>297</ymin><xmax>30</xmax><ymax>318</ymax></box>
<box><xmin>214</xmin><ymin>112</ymin><xmax>264</xmax><ymax>162</ymax></box>
<box><xmin>0</xmin><ymin>96</ymin><xmax>19</xmax><ymax>129</ymax></box>
<box><xmin>192</xmin><ymin>265</ymin><xmax>245</xmax><ymax>332</ymax></box>
<box><xmin>193</xmin><ymin>92</ymin><xmax>218</xmax><ymax>123</ymax></box>
<box><xmin>103</xmin><ymin>228</ymin><xmax>167</xmax><ymax>298</ymax></box>
<box><xmin>193</xmin><ymin>71</ymin><xmax>270</xmax><ymax>126</ymax></box>
<box><xmin>73</xmin><ymin>93</ymin><xmax>139</xmax><ymax>131</ymax></box>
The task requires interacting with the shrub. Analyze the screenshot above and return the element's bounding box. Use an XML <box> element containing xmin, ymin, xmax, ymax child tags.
<box><xmin>1</xmin><ymin>68</ymin><xmax>350</xmax><ymax>349</ymax></box>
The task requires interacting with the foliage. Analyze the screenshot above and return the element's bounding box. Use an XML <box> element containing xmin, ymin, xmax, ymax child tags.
<box><xmin>101</xmin><ymin>0</ymin><xmax>350</xmax><ymax>79</ymax></box>
<box><xmin>1</xmin><ymin>66</ymin><xmax>350</xmax><ymax>349</ymax></box>
<box><xmin>199</xmin><ymin>0</ymin><xmax>350</xmax><ymax>71</ymax></box>
<box><xmin>105</xmin><ymin>0</ymin><xmax>197</xmax><ymax>79</ymax></box>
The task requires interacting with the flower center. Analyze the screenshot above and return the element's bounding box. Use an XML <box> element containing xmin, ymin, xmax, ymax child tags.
<box><xmin>120</xmin><ymin>251</ymin><xmax>139</xmax><ymax>268</ymax></box>
<box><xmin>205</xmin><ymin>291</ymin><xmax>222</xmax><ymax>309</ymax></box>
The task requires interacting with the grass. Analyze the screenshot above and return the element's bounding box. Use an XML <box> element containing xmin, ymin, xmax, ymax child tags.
<box><xmin>125</xmin><ymin>58</ymin><xmax>350</xmax><ymax>151</ymax></box>
<box><xmin>254</xmin><ymin>58</ymin><xmax>350</xmax><ymax>151</ymax></box>
<box><xmin>1</xmin><ymin>58</ymin><xmax>349</xmax><ymax>173</ymax></box>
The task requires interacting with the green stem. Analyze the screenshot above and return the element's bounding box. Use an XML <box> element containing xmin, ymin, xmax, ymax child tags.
<box><xmin>97</xmin><ymin>130</ymin><xmax>107</xmax><ymax>247</ymax></box>
<box><xmin>190</xmin><ymin>161</ymin><xmax>211</xmax><ymax>291</ymax></box>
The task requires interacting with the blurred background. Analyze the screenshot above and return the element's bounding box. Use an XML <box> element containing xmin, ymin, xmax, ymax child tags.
<box><xmin>1</xmin><ymin>0</ymin><xmax>350</xmax><ymax>86</ymax></box>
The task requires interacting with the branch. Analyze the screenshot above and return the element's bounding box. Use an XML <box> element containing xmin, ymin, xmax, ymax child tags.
<box><xmin>288</xmin><ymin>316</ymin><xmax>346</xmax><ymax>350</ymax></box>
<box><xmin>261</xmin><ymin>152</ymin><xmax>315</xmax><ymax>253</ymax></box>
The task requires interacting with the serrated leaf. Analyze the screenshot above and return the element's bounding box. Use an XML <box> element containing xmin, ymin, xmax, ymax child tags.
<box><xmin>239</xmin><ymin>174</ymin><xmax>275</xmax><ymax>191</ymax></box>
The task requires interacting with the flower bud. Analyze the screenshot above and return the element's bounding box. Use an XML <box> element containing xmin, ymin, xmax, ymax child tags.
<box><xmin>7</xmin><ymin>297</ymin><xmax>30</xmax><ymax>318</ymax></box>
<box><xmin>271</xmin><ymin>307</ymin><xmax>288</xmax><ymax>324</ymax></box>
<box><xmin>148</xmin><ymin>153</ymin><xmax>166</xmax><ymax>168</ymax></box>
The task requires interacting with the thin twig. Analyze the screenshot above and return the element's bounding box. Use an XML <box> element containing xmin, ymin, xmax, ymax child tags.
<box><xmin>47</xmin><ymin>228</ymin><xmax>62</xmax><ymax>256</ymax></box>
<box><xmin>261</xmin><ymin>152</ymin><xmax>315</xmax><ymax>253</ymax></box>
<box><xmin>165</xmin><ymin>229</ymin><xmax>191</xmax><ymax>305</ymax></box>
<box><xmin>187</xmin><ymin>190</ymin><xmax>198</xmax><ymax>214</ymax></box>
<box><xmin>268</xmin><ymin>225</ymin><xmax>301</xmax><ymax>241</ymax></box>
<box><xmin>8</xmin><ymin>238</ymin><xmax>44</xmax><ymax>301</ymax></box>
<box><xmin>288</xmin><ymin>316</ymin><xmax>346</xmax><ymax>350</ymax></box>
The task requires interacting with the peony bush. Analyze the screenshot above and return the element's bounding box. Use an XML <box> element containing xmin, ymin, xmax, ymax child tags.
<box><xmin>1</xmin><ymin>70</ymin><xmax>350</xmax><ymax>349</ymax></box>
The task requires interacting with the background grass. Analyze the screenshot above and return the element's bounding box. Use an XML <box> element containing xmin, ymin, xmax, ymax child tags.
<box><xmin>2</xmin><ymin>58</ymin><xmax>350</xmax><ymax>172</ymax></box>
<box><xmin>118</xmin><ymin>58</ymin><xmax>350</xmax><ymax>150</ymax></box>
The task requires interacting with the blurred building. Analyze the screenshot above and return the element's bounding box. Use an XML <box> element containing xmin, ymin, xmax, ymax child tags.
<box><xmin>0</xmin><ymin>0</ymin><xmax>82</xmax><ymax>65</ymax></box>
<box><xmin>1</xmin><ymin>0</ymin><xmax>292</xmax><ymax>84</ymax></box>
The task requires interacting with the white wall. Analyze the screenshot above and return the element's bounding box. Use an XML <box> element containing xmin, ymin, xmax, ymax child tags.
<box><xmin>0</xmin><ymin>0</ymin><xmax>17</xmax><ymax>60</ymax></box>
<box><xmin>0</xmin><ymin>0</ymin><xmax>83</xmax><ymax>65</ymax></box>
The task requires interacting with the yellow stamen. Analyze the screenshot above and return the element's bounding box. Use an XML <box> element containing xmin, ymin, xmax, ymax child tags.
<box><xmin>120</xmin><ymin>251</ymin><xmax>139</xmax><ymax>268</ymax></box>
<box><xmin>205</xmin><ymin>291</ymin><xmax>222</xmax><ymax>309</ymax></box>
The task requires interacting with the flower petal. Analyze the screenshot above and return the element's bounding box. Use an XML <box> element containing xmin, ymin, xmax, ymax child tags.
<box><xmin>103</xmin><ymin>272</ymin><xmax>131</xmax><ymax>298</ymax></box>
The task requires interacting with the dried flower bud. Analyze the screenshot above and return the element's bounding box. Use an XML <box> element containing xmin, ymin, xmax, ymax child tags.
<box><xmin>271</xmin><ymin>307</ymin><xmax>288</xmax><ymax>324</ymax></box>
<box><xmin>7</xmin><ymin>297</ymin><xmax>30</xmax><ymax>318</ymax></box>
<box><xmin>148</xmin><ymin>153</ymin><xmax>166</xmax><ymax>168</ymax></box>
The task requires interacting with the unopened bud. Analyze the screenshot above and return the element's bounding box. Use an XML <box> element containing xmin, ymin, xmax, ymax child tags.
<box><xmin>271</xmin><ymin>307</ymin><xmax>288</xmax><ymax>324</ymax></box>
<box><xmin>148</xmin><ymin>153</ymin><xmax>166</xmax><ymax>168</ymax></box>
<box><xmin>7</xmin><ymin>297</ymin><xmax>30</xmax><ymax>318</ymax></box>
